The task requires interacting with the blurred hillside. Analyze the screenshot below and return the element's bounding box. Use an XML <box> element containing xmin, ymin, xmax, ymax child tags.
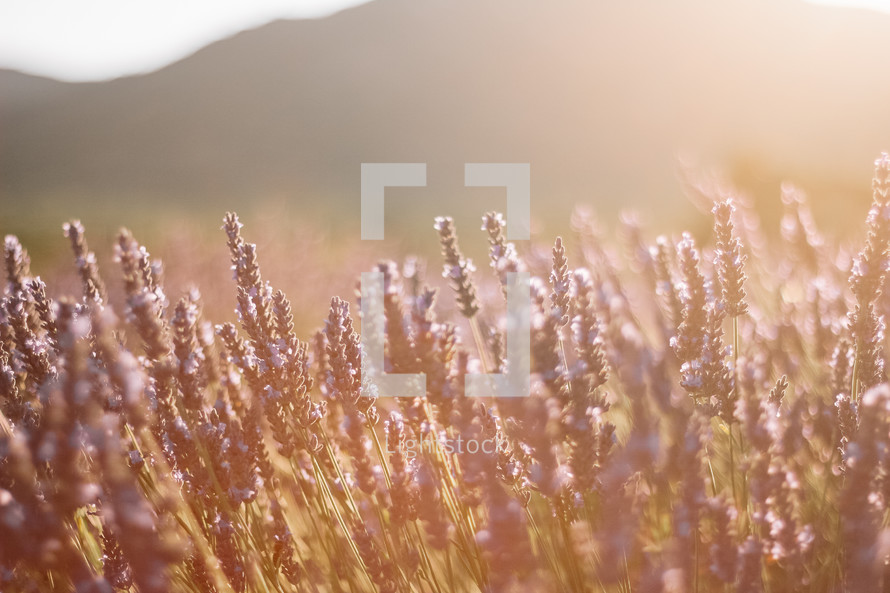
<box><xmin>1</xmin><ymin>0</ymin><xmax>889</xmax><ymax>253</ymax></box>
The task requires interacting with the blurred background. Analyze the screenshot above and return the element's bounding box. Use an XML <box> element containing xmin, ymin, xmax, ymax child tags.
<box><xmin>2</xmin><ymin>0</ymin><xmax>889</xmax><ymax>325</ymax></box>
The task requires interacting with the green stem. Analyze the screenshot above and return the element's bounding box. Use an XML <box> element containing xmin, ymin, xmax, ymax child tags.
<box><xmin>851</xmin><ymin>344</ymin><xmax>861</xmax><ymax>402</ymax></box>
<box><xmin>468</xmin><ymin>316</ymin><xmax>492</xmax><ymax>374</ymax></box>
<box><xmin>729</xmin><ymin>422</ymin><xmax>737</xmax><ymax>506</ymax></box>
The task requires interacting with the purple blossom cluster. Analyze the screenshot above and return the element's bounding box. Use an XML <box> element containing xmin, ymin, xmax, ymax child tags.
<box><xmin>3</xmin><ymin>155</ymin><xmax>890</xmax><ymax>592</ymax></box>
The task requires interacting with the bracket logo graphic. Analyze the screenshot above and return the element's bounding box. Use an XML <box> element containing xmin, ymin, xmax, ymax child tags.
<box><xmin>360</xmin><ymin>163</ymin><xmax>531</xmax><ymax>398</ymax></box>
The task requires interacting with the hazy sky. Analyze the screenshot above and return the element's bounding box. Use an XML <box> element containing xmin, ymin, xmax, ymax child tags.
<box><xmin>0</xmin><ymin>0</ymin><xmax>369</xmax><ymax>81</ymax></box>
<box><xmin>0</xmin><ymin>0</ymin><xmax>888</xmax><ymax>82</ymax></box>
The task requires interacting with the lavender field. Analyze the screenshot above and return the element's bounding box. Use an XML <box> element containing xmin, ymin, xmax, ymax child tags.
<box><xmin>3</xmin><ymin>155</ymin><xmax>890</xmax><ymax>593</ymax></box>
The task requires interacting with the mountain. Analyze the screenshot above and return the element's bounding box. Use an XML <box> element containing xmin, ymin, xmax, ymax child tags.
<box><xmin>2</xmin><ymin>0</ymin><xmax>889</xmax><ymax>242</ymax></box>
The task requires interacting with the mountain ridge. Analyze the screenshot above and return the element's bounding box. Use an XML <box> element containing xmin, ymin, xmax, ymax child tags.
<box><xmin>2</xmin><ymin>0</ymin><xmax>889</xmax><ymax>237</ymax></box>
